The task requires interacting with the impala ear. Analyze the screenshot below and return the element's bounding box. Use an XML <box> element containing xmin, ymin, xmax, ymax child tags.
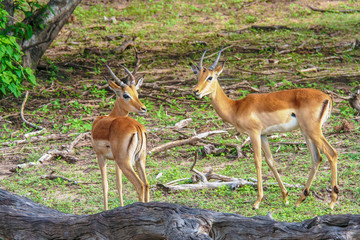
<box><xmin>136</xmin><ymin>77</ymin><xmax>144</xmax><ymax>90</ymax></box>
<box><xmin>190</xmin><ymin>63</ymin><xmax>200</xmax><ymax>75</ymax></box>
<box><xmin>108</xmin><ymin>80</ymin><xmax>123</xmax><ymax>96</ymax></box>
<box><xmin>214</xmin><ymin>63</ymin><xmax>224</xmax><ymax>76</ymax></box>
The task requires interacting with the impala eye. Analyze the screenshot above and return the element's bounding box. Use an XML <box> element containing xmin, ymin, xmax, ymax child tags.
<box><xmin>123</xmin><ymin>93</ymin><xmax>130</xmax><ymax>99</ymax></box>
<box><xmin>207</xmin><ymin>76</ymin><xmax>213</xmax><ymax>81</ymax></box>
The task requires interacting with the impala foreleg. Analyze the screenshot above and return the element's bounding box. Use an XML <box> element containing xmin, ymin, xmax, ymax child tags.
<box><xmin>261</xmin><ymin>135</ymin><xmax>289</xmax><ymax>205</ymax></box>
<box><xmin>251</xmin><ymin>134</ymin><xmax>264</xmax><ymax>209</ymax></box>
<box><xmin>115</xmin><ymin>163</ymin><xmax>124</xmax><ymax>206</ymax></box>
<box><xmin>97</xmin><ymin>154</ymin><xmax>109</xmax><ymax>210</ymax></box>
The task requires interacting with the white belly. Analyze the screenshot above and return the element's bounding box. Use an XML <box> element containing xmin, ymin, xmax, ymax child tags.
<box><xmin>262</xmin><ymin>115</ymin><xmax>299</xmax><ymax>135</ymax></box>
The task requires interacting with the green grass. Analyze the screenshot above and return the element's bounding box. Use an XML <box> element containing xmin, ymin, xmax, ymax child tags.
<box><xmin>1</xmin><ymin>0</ymin><xmax>360</xmax><ymax>223</ymax></box>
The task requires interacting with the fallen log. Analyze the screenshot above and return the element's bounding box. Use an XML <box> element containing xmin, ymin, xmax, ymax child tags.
<box><xmin>0</xmin><ymin>188</ymin><xmax>359</xmax><ymax>240</ymax></box>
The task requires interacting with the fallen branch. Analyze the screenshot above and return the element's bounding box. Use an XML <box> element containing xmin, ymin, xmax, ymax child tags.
<box><xmin>326</xmin><ymin>89</ymin><xmax>360</xmax><ymax>114</ymax></box>
<box><xmin>112</xmin><ymin>38</ymin><xmax>134</xmax><ymax>54</ymax></box>
<box><xmin>251</xmin><ymin>25</ymin><xmax>292</xmax><ymax>31</ymax></box>
<box><xmin>198</xmin><ymin>136</ymin><xmax>249</xmax><ymax>159</ymax></box>
<box><xmin>20</xmin><ymin>91</ymin><xmax>45</xmax><ymax>131</ymax></box>
<box><xmin>307</xmin><ymin>5</ymin><xmax>360</xmax><ymax>13</ymax></box>
<box><xmin>9</xmin><ymin>132</ymin><xmax>90</xmax><ymax>172</ymax></box>
<box><xmin>157</xmin><ymin>179</ymin><xmax>254</xmax><ymax>192</ymax></box>
<box><xmin>9</xmin><ymin>149</ymin><xmax>78</xmax><ymax>172</ymax></box>
<box><xmin>2</xmin><ymin>189</ymin><xmax>360</xmax><ymax>239</ymax></box>
<box><xmin>278</xmin><ymin>40</ymin><xmax>309</xmax><ymax>55</ymax></box>
<box><xmin>1</xmin><ymin>133</ymin><xmax>73</xmax><ymax>147</ymax></box>
<box><xmin>41</xmin><ymin>174</ymin><xmax>78</xmax><ymax>185</ymax></box>
<box><xmin>148</xmin><ymin>130</ymin><xmax>228</xmax><ymax>155</ymax></box>
<box><xmin>158</xmin><ymin>147</ymin><xmax>301</xmax><ymax>193</ymax></box>
<box><xmin>190</xmin><ymin>151</ymin><xmax>208</xmax><ymax>183</ymax></box>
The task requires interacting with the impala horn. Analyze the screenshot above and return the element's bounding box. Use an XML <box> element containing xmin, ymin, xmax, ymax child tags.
<box><xmin>208</xmin><ymin>49</ymin><xmax>223</xmax><ymax>71</ymax></box>
<box><xmin>105</xmin><ymin>64</ymin><xmax>127</xmax><ymax>88</ymax></box>
<box><xmin>120</xmin><ymin>65</ymin><xmax>136</xmax><ymax>86</ymax></box>
<box><xmin>199</xmin><ymin>49</ymin><xmax>207</xmax><ymax>69</ymax></box>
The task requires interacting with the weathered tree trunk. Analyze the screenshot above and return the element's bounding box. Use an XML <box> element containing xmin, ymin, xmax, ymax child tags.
<box><xmin>0</xmin><ymin>188</ymin><xmax>359</xmax><ymax>240</ymax></box>
<box><xmin>2</xmin><ymin>0</ymin><xmax>15</xmax><ymax>26</ymax></box>
<box><xmin>21</xmin><ymin>0</ymin><xmax>81</xmax><ymax>68</ymax></box>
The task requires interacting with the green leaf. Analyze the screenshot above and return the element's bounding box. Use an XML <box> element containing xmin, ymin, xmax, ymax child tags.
<box><xmin>25</xmin><ymin>68</ymin><xmax>37</xmax><ymax>85</ymax></box>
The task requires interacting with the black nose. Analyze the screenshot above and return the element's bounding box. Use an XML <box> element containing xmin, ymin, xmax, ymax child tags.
<box><xmin>193</xmin><ymin>90</ymin><xmax>199</xmax><ymax>95</ymax></box>
<box><xmin>141</xmin><ymin>107</ymin><xmax>147</xmax><ymax>112</ymax></box>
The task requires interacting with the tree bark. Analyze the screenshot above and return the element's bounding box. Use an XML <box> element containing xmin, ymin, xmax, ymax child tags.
<box><xmin>1</xmin><ymin>188</ymin><xmax>360</xmax><ymax>240</ymax></box>
<box><xmin>21</xmin><ymin>0</ymin><xmax>81</xmax><ymax>68</ymax></box>
<box><xmin>2</xmin><ymin>0</ymin><xmax>15</xmax><ymax>26</ymax></box>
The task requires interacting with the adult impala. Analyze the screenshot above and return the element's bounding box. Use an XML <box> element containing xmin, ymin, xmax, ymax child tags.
<box><xmin>91</xmin><ymin>64</ymin><xmax>149</xmax><ymax>210</ymax></box>
<box><xmin>191</xmin><ymin>49</ymin><xmax>338</xmax><ymax>209</ymax></box>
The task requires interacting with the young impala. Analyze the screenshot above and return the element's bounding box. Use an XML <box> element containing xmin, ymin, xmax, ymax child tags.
<box><xmin>191</xmin><ymin>49</ymin><xmax>338</xmax><ymax>209</ymax></box>
<box><xmin>91</xmin><ymin>64</ymin><xmax>149</xmax><ymax>210</ymax></box>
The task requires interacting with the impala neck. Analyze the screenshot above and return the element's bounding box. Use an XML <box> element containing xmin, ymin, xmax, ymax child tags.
<box><xmin>109</xmin><ymin>98</ymin><xmax>129</xmax><ymax>117</ymax></box>
<box><xmin>209</xmin><ymin>81</ymin><xmax>236</xmax><ymax>125</ymax></box>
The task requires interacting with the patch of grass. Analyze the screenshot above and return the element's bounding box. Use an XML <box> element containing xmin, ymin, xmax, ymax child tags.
<box><xmin>1</xmin><ymin>0</ymin><xmax>360</xmax><ymax>224</ymax></box>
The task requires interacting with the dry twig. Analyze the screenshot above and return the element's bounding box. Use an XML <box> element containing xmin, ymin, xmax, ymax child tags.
<box><xmin>9</xmin><ymin>132</ymin><xmax>91</xmax><ymax>172</ymax></box>
<box><xmin>307</xmin><ymin>5</ymin><xmax>360</xmax><ymax>13</ymax></box>
<box><xmin>41</xmin><ymin>174</ymin><xmax>78</xmax><ymax>185</ymax></box>
<box><xmin>148</xmin><ymin>130</ymin><xmax>228</xmax><ymax>155</ymax></box>
<box><xmin>20</xmin><ymin>91</ymin><xmax>45</xmax><ymax>131</ymax></box>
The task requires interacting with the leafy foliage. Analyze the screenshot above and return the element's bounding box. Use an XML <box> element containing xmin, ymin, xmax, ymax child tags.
<box><xmin>0</xmin><ymin>0</ymin><xmax>48</xmax><ymax>97</ymax></box>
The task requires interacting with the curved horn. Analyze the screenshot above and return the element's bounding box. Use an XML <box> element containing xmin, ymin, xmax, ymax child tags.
<box><xmin>105</xmin><ymin>64</ymin><xmax>127</xmax><ymax>88</ymax></box>
<box><xmin>209</xmin><ymin>49</ymin><xmax>223</xmax><ymax>71</ymax></box>
<box><xmin>199</xmin><ymin>49</ymin><xmax>207</xmax><ymax>69</ymax></box>
<box><xmin>120</xmin><ymin>65</ymin><xmax>136</xmax><ymax>85</ymax></box>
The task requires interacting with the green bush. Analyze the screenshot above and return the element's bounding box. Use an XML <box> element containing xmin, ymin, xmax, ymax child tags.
<box><xmin>0</xmin><ymin>6</ymin><xmax>36</xmax><ymax>98</ymax></box>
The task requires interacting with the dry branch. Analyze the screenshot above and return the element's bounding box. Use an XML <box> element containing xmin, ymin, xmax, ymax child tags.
<box><xmin>158</xmin><ymin>145</ymin><xmax>301</xmax><ymax>193</ymax></box>
<box><xmin>9</xmin><ymin>132</ymin><xmax>90</xmax><ymax>172</ymax></box>
<box><xmin>251</xmin><ymin>25</ymin><xmax>292</xmax><ymax>31</ymax></box>
<box><xmin>148</xmin><ymin>130</ymin><xmax>227</xmax><ymax>155</ymax></box>
<box><xmin>157</xmin><ymin>179</ymin><xmax>254</xmax><ymax>192</ymax></box>
<box><xmin>20</xmin><ymin>91</ymin><xmax>45</xmax><ymax>131</ymax></box>
<box><xmin>112</xmin><ymin>38</ymin><xmax>134</xmax><ymax>54</ymax></box>
<box><xmin>326</xmin><ymin>90</ymin><xmax>360</xmax><ymax>114</ymax></box>
<box><xmin>307</xmin><ymin>5</ymin><xmax>360</xmax><ymax>13</ymax></box>
<box><xmin>198</xmin><ymin>136</ymin><xmax>249</xmax><ymax>159</ymax></box>
<box><xmin>1</xmin><ymin>133</ymin><xmax>73</xmax><ymax>147</ymax></box>
<box><xmin>41</xmin><ymin>174</ymin><xmax>78</xmax><ymax>185</ymax></box>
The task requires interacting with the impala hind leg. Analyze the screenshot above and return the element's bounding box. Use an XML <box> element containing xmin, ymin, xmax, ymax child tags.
<box><xmin>295</xmin><ymin>136</ymin><xmax>322</xmax><ymax>207</ymax></box>
<box><xmin>135</xmin><ymin>151</ymin><xmax>149</xmax><ymax>202</ymax></box>
<box><xmin>118</xmin><ymin>160</ymin><xmax>146</xmax><ymax>203</ymax></box>
<box><xmin>115</xmin><ymin>163</ymin><xmax>124</xmax><ymax>206</ymax></box>
<box><xmin>261</xmin><ymin>135</ymin><xmax>288</xmax><ymax>205</ymax></box>
<box><xmin>97</xmin><ymin>154</ymin><xmax>109</xmax><ymax>210</ymax></box>
<box><xmin>313</xmin><ymin>135</ymin><xmax>338</xmax><ymax>209</ymax></box>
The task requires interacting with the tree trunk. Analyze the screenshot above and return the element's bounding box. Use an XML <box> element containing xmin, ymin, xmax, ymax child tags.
<box><xmin>1</xmin><ymin>189</ymin><xmax>360</xmax><ymax>240</ymax></box>
<box><xmin>21</xmin><ymin>0</ymin><xmax>81</xmax><ymax>68</ymax></box>
<box><xmin>2</xmin><ymin>0</ymin><xmax>15</xmax><ymax>26</ymax></box>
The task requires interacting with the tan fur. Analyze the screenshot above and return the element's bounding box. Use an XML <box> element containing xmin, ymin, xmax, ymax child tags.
<box><xmin>193</xmin><ymin>60</ymin><xmax>338</xmax><ymax>209</ymax></box>
<box><xmin>91</xmin><ymin>70</ymin><xmax>149</xmax><ymax>210</ymax></box>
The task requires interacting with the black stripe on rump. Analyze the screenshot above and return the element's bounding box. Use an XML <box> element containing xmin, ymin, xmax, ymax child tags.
<box><xmin>319</xmin><ymin>99</ymin><xmax>329</xmax><ymax>120</ymax></box>
<box><xmin>127</xmin><ymin>133</ymin><xmax>136</xmax><ymax>153</ymax></box>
